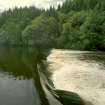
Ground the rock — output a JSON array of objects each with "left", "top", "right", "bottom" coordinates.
[{"left": 54, "top": 89, "right": 85, "bottom": 105}]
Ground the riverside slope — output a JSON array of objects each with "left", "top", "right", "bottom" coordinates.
[{"left": 47, "top": 49, "right": 105, "bottom": 105}]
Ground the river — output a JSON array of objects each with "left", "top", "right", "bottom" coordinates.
[
  {"left": 47, "top": 49, "right": 105, "bottom": 105},
  {"left": 0, "top": 48, "right": 105, "bottom": 105},
  {"left": 0, "top": 47, "right": 63, "bottom": 105}
]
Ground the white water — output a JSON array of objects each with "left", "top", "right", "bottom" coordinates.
[{"left": 47, "top": 49, "right": 105, "bottom": 105}]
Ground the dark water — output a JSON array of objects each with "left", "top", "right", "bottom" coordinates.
[
  {"left": 0, "top": 47, "right": 85, "bottom": 105},
  {"left": 0, "top": 47, "right": 48, "bottom": 105}
]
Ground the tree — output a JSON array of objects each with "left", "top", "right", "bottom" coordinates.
[{"left": 22, "top": 15, "right": 60, "bottom": 48}]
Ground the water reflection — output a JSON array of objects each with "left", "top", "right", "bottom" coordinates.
[
  {"left": 0, "top": 47, "right": 31, "bottom": 79},
  {"left": 0, "top": 47, "right": 49, "bottom": 105}
]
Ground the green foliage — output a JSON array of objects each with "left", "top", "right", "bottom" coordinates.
[
  {"left": 57, "top": 11, "right": 89, "bottom": 49},
  {"left": 56, "top": 0, "right": 105, "bottom": 51},
  {"left": 0, "top": 0, "right": 105, "bottom": 50},
  {"left": 0, "top": 6, "right": 42, "bottom": 45},
  {"left": 58, "top": 0, "right": 98, "bottom": 12},
  {"left": 22, "top": 15, "right": 60, "bottom": 48}
]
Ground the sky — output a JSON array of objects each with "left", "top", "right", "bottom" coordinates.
[{"left": 0, "top": 0, "right": 65, "bottom": 11}]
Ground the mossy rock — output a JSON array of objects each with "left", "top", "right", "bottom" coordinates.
[{"left": 54, "top": 90, "right": 85, "bottom": 105}]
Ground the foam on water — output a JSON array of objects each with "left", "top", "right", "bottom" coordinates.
[{"left": 47, "top": 49, "right": 105, "bottom": 105}]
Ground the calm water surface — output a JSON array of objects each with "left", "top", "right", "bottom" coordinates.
[{"left": 0, "top": 47, "right": 47, "bottom": 105}]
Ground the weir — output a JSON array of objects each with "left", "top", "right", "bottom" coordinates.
[{"left": 47, "top": 49, "right": 105, "bottom": 105}]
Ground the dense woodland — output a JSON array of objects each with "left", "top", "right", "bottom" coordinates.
[{"left": 0, "top": 0, "right": 105, "bottom": 50}]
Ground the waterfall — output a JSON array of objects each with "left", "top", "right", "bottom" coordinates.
[{"left": 47, "top": 49, "right": 105, "bottom": 105}]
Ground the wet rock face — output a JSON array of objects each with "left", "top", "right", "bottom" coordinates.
[
  {"left": 45, "top": 82, "right": 85, "bottom": 105},
  {"left": 54, "top": 90, "right": 85, "bottom": 105}
]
